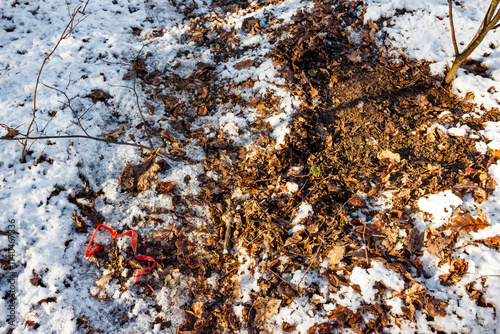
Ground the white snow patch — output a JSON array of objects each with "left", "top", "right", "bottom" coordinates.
[{"left": 417, "top": 190, "right": 463, "bottom": 228}]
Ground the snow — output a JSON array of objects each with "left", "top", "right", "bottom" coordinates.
[
  {"left": 417, "top": 190, "right": 463, "bottom": 228},
  {"left": 350, "top": 262, "right": 404, "bottom": 303},
  {"left": 288, "top": 202, "right": 313, "bottom": 234},
  {"left": 1, "top": 0, "right": 500, "bottom": 333}
]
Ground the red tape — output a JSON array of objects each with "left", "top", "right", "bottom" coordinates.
[{"left": 84, "top": 224, "right": 156, "bottom": 283}]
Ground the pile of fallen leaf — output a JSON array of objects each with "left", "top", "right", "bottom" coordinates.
[{"left": 67, "top": 0, "right": 500, "bottom": 333}]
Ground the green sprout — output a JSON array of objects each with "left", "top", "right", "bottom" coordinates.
[
  {"left": 53, "top": 184, "right": 61, "bottom": 193},
  {"left": 309, "top": 70, "right": 318, "bottom": 77},
  {"left": 311, "top": 166, "right": 320, "bottom": 177}
]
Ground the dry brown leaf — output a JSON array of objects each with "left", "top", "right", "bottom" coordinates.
[
  {"left": 328, "top": 75, "right": 338, "bottom": 88},
  {"left": 191, "top": 301, "right": 204, "bottom": 318},
  {"left": 119, "top": 156, "right": 160, "bottom": 192},
  {"left": 425, "top": 295, "right": 447, "bottom": 317},
  {"left": 156, "top": 181, "right": 177, "bottom": 194},
  {"left": 377, "top": 150, "right": 400, "bottom": 163},
  {"left": 37, "top": 297, "right": 57, "bottom": 305},
  {"left": 234, "top": 59, "right": 255, "bottom": 70},
  {"left": 347, "top": 49, "right": 362, "bottom": 63},
  {"left": 405, "top": 228, "right": 424, "bottom": 254},
  {"left": 145, "top": 100, "right": 155, "bottom": 115},
  {"left": 243, "top": 18, "right": 260, "bottom": 35},
  {"left": 98, "top": 126, "right": 125, "bottom": 140},
  {"left": 327, "top": 245, "right": 345, "bottom": 268},
  {"left": 447, "top": 215, "right": 489, "bottom": 234},
  {"left": 347, "top": 196, "right": 366, "bottom": 208},
  {"left": 414, "top": 94, "right": 430, "bottom": 107},
  {"left": 87, "top": 254, "right": 100, "bottom": 267},
  {"left": 72, "top": 211, "right": 88, "bottom": 233},
  {"left": 86, "top": 89, "right": 113, "bottom": 105},
  {"left": 476, "top": 234, "right": 500, "bottom": 248},
  {"left": 247, "top": 97, "right": 261, "bottom": 106},
  {"left": 231, "top": 275, "right": 243, "bottom": 299},
  {"left": 465, "top": 91, "right": 475, "bottom": 100},
  {"left": 122, "top": 70, "right": 137, "bottom": 80},
  {"left": 95, "top": 272, "right": 114, "bottom": 289},
  {"left": 425, "top": 228, "right": 455, "bottom": 256},
  {"left": 493, "top": 149, "right": 500, "bottom": 160},
  {"left": 30, "top": 269, "right": 42, "bottom": 286},
  {"left": 309, "top": 87, "right": 318, "bottom": 97},
  {"left": 2, "top": 127, "right": 19, "bottom": 139},
  {"left": 253, "top": 297, "right": 281, "bottom": 324},
  {"left": 439, "top": 258, "right": 468, "bottom": 286},
  {"left": 197, "top": 105, "right": 208, "bottom": 116}
]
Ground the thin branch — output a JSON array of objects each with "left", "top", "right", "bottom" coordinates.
[
  {"left": 448, "top": 0, "right": 459, "bottom": 57},
  {"left": 444, "top": 3, "right": 500, "bottom": 85},
  {"left": 82, "top": 0, "right": 91, "bottom": 14},
  {"left": 482, "top": 0, "right": 499, "bottom": 31},
  {"left": 108, "top": 83, "right": 155, "bottom": 148},
  {"left": 21, "top": 1, "right": 87, "bottom": 162},
  {"left": 78, "top": 102, "right": 96, "bottom": 121},
  {"left": 42, "top": 83, "right": 90, "bottom": 136},
  {"left": 3, "top": 135, "right": 155, "bottom": 151}
]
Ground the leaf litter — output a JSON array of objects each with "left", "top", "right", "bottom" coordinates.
[
  {"left": 74, "top": 2, "right": 500, "bottom": 333},
  {"left": 71, "top": 1, "right": 500, "bottom": 332}
]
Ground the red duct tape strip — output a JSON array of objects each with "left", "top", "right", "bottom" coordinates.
[{"left": 84, "top": 224, "right": 156, "bottom": 282}]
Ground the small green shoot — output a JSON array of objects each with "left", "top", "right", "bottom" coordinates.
[
  {"left": 309, "top": 70, "right": 318, "bottom": 77},
  {"left": 311, "top": 166, "right": 320, "bottom": 177}
]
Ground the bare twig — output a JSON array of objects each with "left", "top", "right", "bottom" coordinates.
[
  {"left": 42, "top": 83, "right": 90, "bottom": 136},
  {"left": 2, "top": 134, "right": 155, "bottom": 151},
  {"left": 448, "top": 0, "right": 459, "bottom": 57},
  {"left": 362, "top": 221, "right": 370, "bottom": 265},
  {"left": 82, "top": 0, "right": 91, "bottom": 14},
  {"left": 444, "top": 0, "right": 500, "bottom": 85},
  {"left": 21, "top": 1, "right": 88, "bottom": 162},
  {"left": 108, "top": 83, "right": 155, "bottom": 148},
  {"left": 223, "top": 219, "right": 232, "bottom": 255}
]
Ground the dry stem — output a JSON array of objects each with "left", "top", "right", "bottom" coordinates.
[
  {"left": 3, "top": 134, "right": 154, "bottom": 151},
  {"left": 448, "top": 0, "right": 459, "bottom": 57},
  {"left": 444, "top": 0, "right": 500, "bottom": 85},
  {"left": 21, "top": 1, "right": 87, "bottom": 162}
]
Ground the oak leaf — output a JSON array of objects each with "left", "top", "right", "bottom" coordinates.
[
  {"left": 476, "top": 234, "right": 500, "bottom": 248},
  {"left": 156, "top": 181, "right": 177, "bottom": 194},
  {"left": 446, "top": 215, "right": 489, "bottom": 234},
  {"left": 347, "top": 196, "right": 366, "bottom": 208},
  {"left": 253, "top": 297, "right": 281, "bottom": 324}
]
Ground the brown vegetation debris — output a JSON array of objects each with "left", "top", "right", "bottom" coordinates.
[{"left": 118, "top": 156, "right": 160, "bottom": 192}]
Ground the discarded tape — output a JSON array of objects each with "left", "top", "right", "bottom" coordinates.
[{"left": 84, "top": 224, "right": 156, "bottom": 283}]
